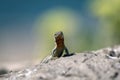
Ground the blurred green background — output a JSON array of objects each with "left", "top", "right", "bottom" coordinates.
[{"left": 0, "top": 0, "right": 120, "bottom": 70}]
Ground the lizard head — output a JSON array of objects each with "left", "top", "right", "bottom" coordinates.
[{"left": 54, "top": 31, "right": 64, "bottom": 42}]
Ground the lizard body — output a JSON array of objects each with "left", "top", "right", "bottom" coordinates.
[{"left": 41, "top": 31, "right": 70, "bottom": 63}]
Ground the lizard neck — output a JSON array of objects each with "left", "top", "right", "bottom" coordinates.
[{"left": 56, "top": 41, "right": 65, "bottom": 48}]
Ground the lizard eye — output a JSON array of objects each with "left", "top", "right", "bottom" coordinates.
[{"left": 54, "top": 33, "right": 57, "bottom": 37}]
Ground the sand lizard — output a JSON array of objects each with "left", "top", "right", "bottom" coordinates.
[{"left": 41, "top": 31, "right": 70, "bottom": 63}]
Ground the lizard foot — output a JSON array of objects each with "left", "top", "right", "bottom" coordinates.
[{"left": 63, "top": 53, "right": 75, "bottom": 57}]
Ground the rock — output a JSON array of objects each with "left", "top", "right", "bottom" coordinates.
[
  {"left": 1, "top": 45, "right": 120, "bottom": 80},
  {"left": 0, "top": 68, "right": 8, "bottom": 75}
]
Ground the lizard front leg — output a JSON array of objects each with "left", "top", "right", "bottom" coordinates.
[{"left": 64, "top": 46, "right": 69, "bottom": 55}]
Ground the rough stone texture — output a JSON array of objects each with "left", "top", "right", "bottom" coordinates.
[{"left": 1, "top": 45, "right": 120, "bottom": 80}]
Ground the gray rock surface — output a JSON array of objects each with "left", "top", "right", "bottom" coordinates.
[{"left": 1, "top": 45, "right": 120, "bottom": 80}]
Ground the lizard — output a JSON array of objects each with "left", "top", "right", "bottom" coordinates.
[{"left": 41, "top": 31, "right": 70, "bottom": 63}]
